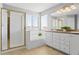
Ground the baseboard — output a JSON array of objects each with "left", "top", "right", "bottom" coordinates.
[{"left": 46, "top": 45, "right": 69, "bottom": 55}]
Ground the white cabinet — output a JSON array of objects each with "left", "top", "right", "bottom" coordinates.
[
  {"left": 52, "top": 32, "right": 70, "bottom": 54},
  {"left": 70, "top": 34, "right": 79, "bottom": 55},
  {"left": 46, "top": 32, "right": 79, "bottom": 55},
  {"left": 45, "top": 32, "right": 53, "bottom": 46},
  {"left": 59, "top": 33, "right": 70, "bottom": 54},
  {"left": 26, "top": 31, "right": 45, "bottom": 49},
  {"left": 30, "top": 31, "right": 45, "bottom": 41},
  {"left": 52, "top": 33, "right": 60, "bottom": 50}
]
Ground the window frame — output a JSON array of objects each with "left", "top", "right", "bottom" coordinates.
[{"left": 41, "top": 15, "right": 48, "bottom": 30}]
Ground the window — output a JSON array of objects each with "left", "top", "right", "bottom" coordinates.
[
  {"left": 32, "top": 15, "right": 38, "bottom": 27},
  {"left": 52, "top": 18, "right": 63, "bottom": 29},
  {"left": 41, "top": 15, "right": 48, "bottom": 30},
  {"left": 52, "top": 19, "right": 56, "bottom": 29},
  {"left": 26, "top": 14, "right": 32, "bottom": 27},
  {"left": 58, "top": 20, "right": 63, "bottom": 29},
  {"left": 26, "top": 14, "right": 38, "bottom": 30}
]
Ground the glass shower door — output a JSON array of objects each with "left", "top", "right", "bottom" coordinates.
[{"left": 10, "top": 11, "right": 24, "bottom": 48}]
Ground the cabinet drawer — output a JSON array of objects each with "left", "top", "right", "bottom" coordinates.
[
  {"left": 53, "top": 36, "right": 58, "bottom": 40},
  {"left": 70, "top": 49, "right": 79, "bottom": 55},
  {"left": 53, "top": 40, "right": 59, "bottom": 44},
  {"left": 60, "top": 44, "right": 69, "bottom": 48},
  {"left": 53, "top": 44, "right": 60, "bottom": 49},
  {"left": 60, "top": 41, "right": 69, "bottom": 46},
  {"left": 60, "top": 39, "right": 69, "bottom": 45},
  {"left": 60, "top": 45, "right": 69, "bottom": 54},
  {"left": 60, "top": 48, "right": 69, "bottom": 54},
  {"left": 61, "top": 38, "right": 69, "bottom": 42},
  {"left": 63, "top": 48, "right": 69, "bottom": 54}
]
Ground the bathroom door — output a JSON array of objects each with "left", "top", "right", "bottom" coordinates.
[
  {"left": 10, "top": 11, "right": 24, "bottom": 48},
  {"left": 2, "top": 9, "right": 8, "bottom": 50}
]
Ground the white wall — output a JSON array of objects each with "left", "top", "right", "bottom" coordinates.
[
  {"left": 77, "top": 15, "right": 79, "bottom": 29},
  {"left": 3, "top": 4, "right": 26, "bottom": 13},
  {"left": 0, "top": 3, "right": 2, "bottom": 7}
]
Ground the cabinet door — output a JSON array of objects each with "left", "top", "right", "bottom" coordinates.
[
  {"left": 30, "top": 31, "right": 46, "bottom": 41},
  {"left": 70, "top": 35, "right": 79, "bottom": 55},
  {"left": 60, "top": 34, "right": 70, "bottom": 54},
  {"left": 53, "top": 33, "right": 60, "bottom": 49},
  {"left": 45, "top": 32, "right": 53, "bottom": 46}
]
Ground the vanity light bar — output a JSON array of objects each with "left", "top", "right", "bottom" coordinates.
[{"left": 56, "top": 4, "right": 77, "bottom": 14}]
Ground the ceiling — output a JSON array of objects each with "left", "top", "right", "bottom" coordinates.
[
  {"left": 5, "top": 3, "right": 79, "bottom": 16},
  {"left": 6, "top": 3, "right": 58, "bottom": 12}
]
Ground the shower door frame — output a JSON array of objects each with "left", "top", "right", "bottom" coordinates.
[{"left": 1, "top": 8, "right": 26, "bottom": 51}]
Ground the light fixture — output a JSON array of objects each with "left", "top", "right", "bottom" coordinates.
[
  {"left": 70, "top": 5, "right": 76, "bottom": 9},
  {"left": 60, "top": 9, "right": 66, "bottom": 12},
  {"left": 56, "top": 10, "right": 62, "bottom": 14},
  {"left": 65, "top": 7, "right": 71, "bottom": 12},
  {"left": 55, "top": 4, "right": 77, "bottom": 14}
]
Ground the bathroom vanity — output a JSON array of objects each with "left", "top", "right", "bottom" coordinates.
[
  {"left": 45, "top": 31, "right": 79, "bottom": 55},
  {"left": 26, "top": 29, "right": 79, "bottom": 55}
]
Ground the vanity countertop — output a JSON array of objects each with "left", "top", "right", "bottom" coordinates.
[{"left": 45, "top": 30, "right": 79, "bottom": 35}]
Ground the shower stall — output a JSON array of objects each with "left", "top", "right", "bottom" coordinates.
[{"left": 1, "top": 8, "right": 25, "bottom": 51}]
